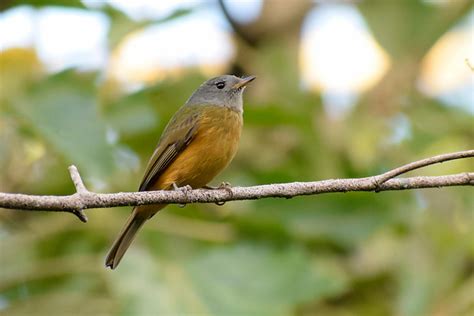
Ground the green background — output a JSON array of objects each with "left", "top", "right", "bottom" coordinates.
[{"left": 1, "top": 1, "right": 473, "bottom": 315}]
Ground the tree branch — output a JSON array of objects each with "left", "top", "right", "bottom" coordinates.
[
  {"left": 68, "top": 165, "right": 89, "bottom": 194},
  {"left": 67, "top": 165, "right": 89, "bottom": 222},
  {"left": 373, "top": 150, "right": 474, "bottom": 189},
  {"left": 0, "top": 150, "right": 473, "bottom": 222}
]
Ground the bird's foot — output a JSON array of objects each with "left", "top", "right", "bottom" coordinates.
[
  {"left": 204, "top": 182, "right": 233, "bottom": 206},
  {"left": 172, "top": 183, "right": 193, "bottom": 208},
  {"left": 172, "top": 182, "right": 192, "bottom": 192},
  {"left": 204, "top": 182, "right": 231, "bottom": 190}
]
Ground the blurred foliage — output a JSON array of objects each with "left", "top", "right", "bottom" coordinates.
[{"left": 0, "top": 1, "right": 473, "bottom": 316}]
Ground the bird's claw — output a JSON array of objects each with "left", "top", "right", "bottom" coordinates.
[
  {"left": 204, "top": 182, "right": 233, "bottom": 206},
  {"left": 172, "top": 183, "right": 192, "bottom": 208},
  {"left": 219, "top": 182, "right": 232, "bottom": 189},
  {"left": 181, "top": 185, "right": 193, "bottom": 193},
  {"left": 172, "top": 183, "right": 192, "bottom": 193},
  {"left": 204, "top": 182, "right": 232, "bottom": 191},
  {"left": 219, "top": 182, "right": 233, "bottom": 197}
]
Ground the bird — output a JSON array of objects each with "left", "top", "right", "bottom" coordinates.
[{"left": 105, "top": 75, "right": 255, "bottom": 269}]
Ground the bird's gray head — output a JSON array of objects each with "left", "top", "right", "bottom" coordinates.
[{"left": 185, "top": 75, "right": 255, "bottom": 113}]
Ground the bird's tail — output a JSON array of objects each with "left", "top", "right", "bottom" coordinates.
[{"left": 105, "top": 205, "right": 164, "bottom": 269}]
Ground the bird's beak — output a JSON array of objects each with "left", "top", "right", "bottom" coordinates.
[{"left": 233, "top": 75, "right": 256, "bottom": 89}]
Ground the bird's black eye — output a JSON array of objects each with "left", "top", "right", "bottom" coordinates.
[{"left": 216, "top": 81, "right": 226, "bottom": 89}]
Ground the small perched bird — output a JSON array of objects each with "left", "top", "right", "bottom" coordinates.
[{"left": 105, "top": 75, "right": 255, "bottom": 269}]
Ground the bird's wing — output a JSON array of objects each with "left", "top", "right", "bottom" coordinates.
[{"left": 138, "top": 105, "right": 201, "bottom": 191}]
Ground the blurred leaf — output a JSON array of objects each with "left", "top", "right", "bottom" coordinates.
[
  {"left": 104, "top": 90, "right": 158, "bottom": 137},
  {"left": 396, "top": 215, "right": 473, "bottom": 316},
  {"left": 359, "top": 0, "right": 434, "bottom": 58},
  {"left": 5, "top": 292, "right": 113, "bottom": 316},
  {"left": 12, "top": 70, "right": 116, "bottom": 179},
  {"left": 186, "top": 244, "right": 347, "bottom": 315},
  {"left": 234, "top": 194, "right": 401, "bottom": 248},
  {"left": 102, "top": 5, "right": 150, "bottom": 49},
  {"left": 0, "top": 48, "right": 43, "bottom": 106},
  {"left": 0, "top": 0, "right": 84, "bottom": 11},
  {"left": 110, "top": 243, "right": 347, "bottom": 316},
  {"left": 359, "top": 0, "right": 472, "bottom": 58},
  {"left": 104, "top": 5, "right": 197, "bottom": 49}
]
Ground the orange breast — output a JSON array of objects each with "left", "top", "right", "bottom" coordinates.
[{"left": 151, "top": 106, "right": 243, "bottom": 190}]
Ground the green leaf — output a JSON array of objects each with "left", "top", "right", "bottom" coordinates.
[
  {"left": 104, "top": 5, "right": 196, "bottom": 49},
  {"left": 0, "top": 0, "right": 85, "bottom": 11},
  {"left": 234, "top": 195, "right": 401, "bottom": 248},
  {"left": 110, "top": 243, "right": 347, "bottom": 316},
  {"left": 104, "top": 88, "right": 158, "bottom": 137},
  {"left": 13, "top": 70, "right": 116, "bottom": 179},
  {"left": 186, "top": 244, "right": 347, "bottom": 316}
]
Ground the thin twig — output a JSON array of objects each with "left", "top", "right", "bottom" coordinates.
[
  {"left": 67, "top": 165, "right": 89, "bottom": 223},
  {"left": 0, "top": 151, "right": 472, "bottom": 221},
  {"left": 374, "top": 150, "right": 474, "bottom": 190},
  {"left": 68, "top": 165, "right": 89, "bottom": 194}
]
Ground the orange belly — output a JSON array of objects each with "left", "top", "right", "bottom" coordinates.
[{"left": 150, "top": 106, "right": 242, "bottom": 190}]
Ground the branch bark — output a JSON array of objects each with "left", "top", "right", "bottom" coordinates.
[{"left": 0, "top": 150, "right": 473, "bottom": 222}]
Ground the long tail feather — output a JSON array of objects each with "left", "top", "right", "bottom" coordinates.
[{"left": 105, "top": 205, "right": 162, "bottom": 269}]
